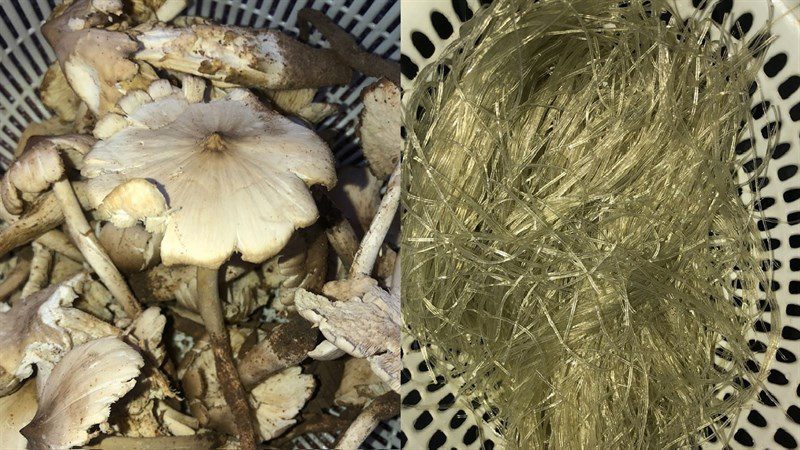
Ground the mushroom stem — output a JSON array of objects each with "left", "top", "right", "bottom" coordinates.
[
  {"left": 237, "top": 315, "right": 317, "bottom": 389},
  {"left": 298, "top": 8, "right": 401, "bottom": 85},
  {"left": 51, "top": 179, "right": 143, "bottom": 318},
  {"left": 0, "top": 193, "right": 64, "bottom": 260},
  {"left": 89, "top": 434, "right": 224, "bottom": 450},
  {"left": 0, "top": 247, "right": 32, "bottom": 301},
  {"left": 350, "top": 163, "right": 401, "bottom": 278},
  {"left": 21, "top": 242, "right": 52, "bottom": 298},
  {"left": 316, "top": 192, "right": 359, "bottom": 269},
  {"left": 195, "top": 266, "right": 259, "bottom": 450},
  {"left": 37, "top": 229, "right": 84, "bottom": 262},
  {"left": 334, "top": 391, "right": 400, "bottom": 450}
]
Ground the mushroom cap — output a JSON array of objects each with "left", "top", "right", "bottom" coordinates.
[
  {"left": 20, "top": 337, "right": 144, "bottom": 450},
  {"left": 2, "top": 134, "right": 97, "bottom": 215},
  {"left": 83, "top": 88, "right": 337, "bottom": 268},
  {"left": 42, "top": 0, "right": 139, "bottom": 115},
  {"left": 250, "top": 366, "right": 315, "bottom": 440},
  {"left": 0, "top": 380, "right": 37, "bottom": 450},
  {"left": 40, "top": 63, "right": 81, "bottom": 123},
  {"left": 96, "top": 178, "right": 168, "bottom": 231},
  {"left": 0, "top": 274, "right": 119, "bottom": 396},
  {"left": 97, "top": 222, "right": 162, "bottom": 274},
  {"left": 358, "top": 79, "right": 401, "bottom": 179},
  {"left": 295, "top": 285, "right": 400, "bottom": 391}
]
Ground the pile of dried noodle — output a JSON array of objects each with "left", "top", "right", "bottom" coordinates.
[{"left": 401, "top": 0, "right": 779, "bottom": 447}]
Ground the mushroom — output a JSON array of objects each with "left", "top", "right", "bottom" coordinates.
[
  {"left": 0, "top": 193, "right": 64, "bottom": 261},
  {"left": 0, "top": 274, "right": 119, "bottom": 396},
  {"left": 297, "top": 8, "right": 400, "bottom": 85},
  {"left": 0, "top": 380, "right": 37, "bottom": 449},
  {"left": 358, "top": 79, "right": 402, "bottom": 180},
  {"left": 249, "top": 367, "right": 315, "bottom": 441},
  {"left": 263, "top": 88, "right": 339, "bottom": 124},
  {"left": 20, "top": 336, "right": 145, "bottom": 450},
  {"left": 98, "top": 223, "right": 162, "bottom": 274},
  {"left": 82, "top": 84, "right": 336, "bottom": 449},
  {"left": 335, "top": 357, "right": 391, "bottom": 408},
  {"left": 237, "top": 315, "right": 317, "bottom": 389},
  {"left": 42, "top": 0, "right": 140, "bottom": 115},
  {"left": 20, "top": 242, "right": 53, "bottom": 298},
  {"left": 328, "top": 165, "right": 383, "bottom": 236},
  {"left": 296, "top": 161, "right": 400, "bottom": 391},
  {"left": 294, "top": 285, "right": 401, "bottom": 392},
  {"left": 39, "top": 63, "right": 81, "bottom": 123},
  {"left": 179, "top": 327, "right": 315, "bottom": 441},
  {"left": 95, "top": 178, "right": 168, "bottom": 232},
  {"left": 127, "top": 0, "right": 187, "bottom": 23},
  {"left": 0, "top": 248, "right": 32, "bottom": 303},
  {"left": 132, "top": 23, "right": 352, "bottom": 89},
  {"left": 1, "top": 134, "right": 143, "bottom": 318}
]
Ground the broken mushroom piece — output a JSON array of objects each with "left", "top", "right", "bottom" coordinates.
[
  {"left": 351, "top": 163, "right": 401, "bottom": 278},
  {"left": 0, "top": 275, "right": 119, "bottom": 396},
  {"left": 264, "top": 88, "right": 339, "bottom": 124},
  {"left": 2, "top": 135, "right": 143, "bottom": 318},
  {"left": 42, "top": 0, "right": 139, "bottom": 115},
  {"left": 358, "top": 79, "right": 402, "bottom": 180},
  {"left": 132, "top": 22, "right": 352, "bottom": 89},
  {"left": 95, "top": 178, "right": 168, "bottom": 232},
  {"left": 335, "top": 357, "right": 391, "bottom": 408},
  {"left": 82, "top": 85, "right": 337, "bottom": 450},
  {"left": 237, "top": 316, "right": 317, "bottom": 389},
  {"left": 180, "top": 328, "right": 315, "bottom": 441},
  {"left": 40, "top": 63, "right": 82, "bottom": 123},
  {"left": 295, "top": 285, "right": 401, "bottom": 392},
  {"left": 0, "top": 380, "right": 37, "bottom": 449},
  {"left": 21, "top": 337, "right": 145, "bottom": 450},
  {"left": 98, "top": 223, "right": 162, "bottom": 274}
]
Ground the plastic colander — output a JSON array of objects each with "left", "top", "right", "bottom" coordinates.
[
  {"left": 0, "top": 0, "right": 400, "bottom": 449},
  {"left": 400, "top": 1, "right": 800, "bottom": 449}
]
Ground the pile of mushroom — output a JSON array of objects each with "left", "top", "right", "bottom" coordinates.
[{"left": 0, "top": 0, "right": 401, "bottom": 448}]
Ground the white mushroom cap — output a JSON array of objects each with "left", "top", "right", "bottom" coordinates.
[
  {"left": 0, "top": 274, "right": 119, "bottom": 396},
  {"left": 358, "top": 79, "right": 401, "bottom": 179},
  {"left": 95, "top": 178, "right": 168, "bottom": 232},
  {"left": 82, "top": 88, "right": 336, "bottom": 268},
  {"left": 20, "top": 337, "right": 144, "bottom": 450},
  {"left": 1, "top": 134, "right": 96, "bottom": 215},
  {"left": 0, "top": 380, "right": 37, "bottom": 450}
]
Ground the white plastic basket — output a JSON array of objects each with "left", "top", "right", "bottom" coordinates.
[
  {"left": 400, "top": 1, "right": 800, "bottom": 449},
  {"left": 0, "top": 1, "right": 400, "bottom": 449}
]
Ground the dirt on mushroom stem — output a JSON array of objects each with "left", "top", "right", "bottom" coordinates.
[{"left": 195, "top": 266, "right": 259, "bottom": 450}]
